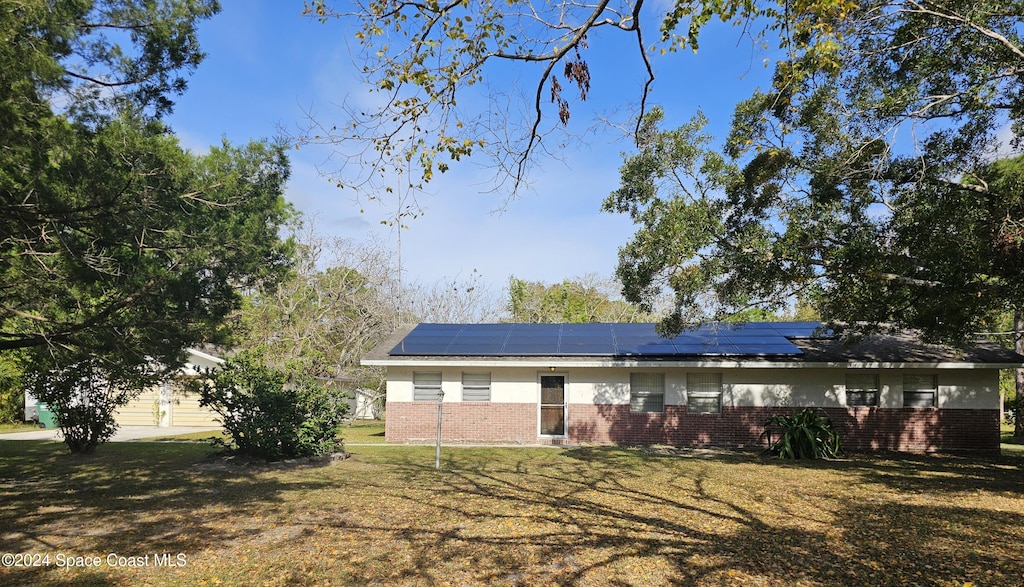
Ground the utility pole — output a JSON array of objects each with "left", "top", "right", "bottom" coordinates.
[{"left": 435, "top": 388, "right": 445, "bottom": 470}]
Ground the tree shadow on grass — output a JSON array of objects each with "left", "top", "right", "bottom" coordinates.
[
  {"left": 0, "top": 440, "right": 342, "bottom": 586},
  {"left": 825, "top": 450, "right": 1024, "bottom": 495},
  {"left": 327, "top": 446, "right": 1024, "bottom": 586},
  {"left": 3, "top": 442, "right": 1022, "bottom": 585}
]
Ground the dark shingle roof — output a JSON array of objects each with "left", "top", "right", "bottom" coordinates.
[{"left": 791, "top": 334, "right": 1023, "bottom": 364}]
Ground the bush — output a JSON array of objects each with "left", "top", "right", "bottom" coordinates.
[
  {"left": 26, "top": 359, "right": 145, "bottom": 453},
  {"left": 0, "top": 380, "right": 23, "bottom": 425},
  {"left": 763, "top": 408, "right": 841, "bottom": 460},
  {"left": 0, "top": 354, "right": 25, "bottom": 424},
  {"left": 192, "top": 352, "right": 349, "bottom": 461}
]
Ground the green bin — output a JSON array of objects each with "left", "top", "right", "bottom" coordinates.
[{"left": 37, "top": 403, "right": 58, "bottom": 429}]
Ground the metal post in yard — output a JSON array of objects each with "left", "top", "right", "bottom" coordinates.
[{"left": 435, "top": 389, "right": 445, "bottom": 470}]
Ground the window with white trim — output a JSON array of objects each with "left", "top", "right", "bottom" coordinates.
[
  {"left": 846, "top": 374, "right": 879, "bottom": 407},
  {"left": 412, "top": 371, "right": 443, "bottom": 402},
  {"left": 462, "top": 372, "right": 491, "bottom": 402},
  {"left": 903, "top": 374, "right": 937, "bottom": 408},
  {"left": 687, "top": 373, "right": 723, "bottom": 414},
  {"left": 630, "top": 373, "right": 664, "bottom": 413}
]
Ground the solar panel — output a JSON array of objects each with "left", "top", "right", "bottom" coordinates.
[
  {"left": 616, "top": 344, "right": 678, "bottom": 356},
  {"left": 501, "top": 343, "right": 560, "bottom": 355},
  {"left": 504, "top": 335, "right": 555, "bottom": 344},
  {"left": 563, "top": 323, "right": 613, "bottom": 335},
  {"left": 511, "top": 323, "right": 561, "bottom": 335},
  {"left": 668, "top": 335, "right": 712, "bottom": 345},
  {"left": 673, "top": 342, "right": 741, "bottom": 355},
  {"left": 391, "top": 340, "right": 452, "bottom": 355},
  {"left": 724, "top": 322, "right": 776, "bottom": 330},
  {"left": 389, "top": 322, "right": 821, "bottom": 357},
  {"left": 510, "top": 330, "right": 562, "bottom": 353},
  {"left": 444, "top": 342, "right": 506, "bottom": 354},
  {"left": 559, "top": 341, "right": 617, "bottom": 354}
]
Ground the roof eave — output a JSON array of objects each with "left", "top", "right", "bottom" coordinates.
[
  {"left": 361, "top": 357, "right": 1023, "bottom": 369},
  {"left": 186, "top": 347, "right": 225, "bottom": 364}
]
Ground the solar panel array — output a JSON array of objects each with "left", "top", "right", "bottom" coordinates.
[{"left": 389, "top": 322, "right": 825, "bottom": 357}]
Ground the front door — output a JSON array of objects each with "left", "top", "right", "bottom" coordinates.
[{"left": 539, "top": 375, "right": 567, "bottom": 437}]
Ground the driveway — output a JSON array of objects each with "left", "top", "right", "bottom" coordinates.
[{"left": 0, "top": 425, "right": 221, "bottom": 441}]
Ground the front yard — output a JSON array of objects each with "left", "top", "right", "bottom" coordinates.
[{"left": 0, "top": 435, "right": 1022, "bottom": 586}]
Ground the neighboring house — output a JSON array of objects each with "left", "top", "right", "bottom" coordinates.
[
  {"left": 115, "top": 348, "right": 224, "bottom": 427},
  {"left": 362, "top": 322, "right": 1024, "bottom": 452},
  {"left": 348, "top": 387, "right": 384, "bottom": 420},
  {"left": 315, "top": 375, "right": 383, "bottom": 420},
  {"left": 25, "top": 348, "right": 224, "bottom": 428}
]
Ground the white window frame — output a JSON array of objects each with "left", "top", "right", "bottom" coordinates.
[
  {"left": 461, "top": 372, "right": 491, "bottom": 402},
  {"left": 687, "top": 373, "right": 723, "bottom": 414},
  {"left": 903, "top": 374, "right": 938, "bottom": 408},
  {"left": 845, "top": 373, "right": 879, "bottom": 407},
  {"left": 630, "top": 373, "right": 665, "bottom": 413},
  {"left": 412, "top": 371, "right": 443, "bottom": 402}
]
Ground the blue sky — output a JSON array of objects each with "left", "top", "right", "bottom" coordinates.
[{"left": 165, "top": 2, "right": 775, "bottom": 295}]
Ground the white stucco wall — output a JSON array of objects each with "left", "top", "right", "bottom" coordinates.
[{"left": 386, "top": 365, "right": 1001, "bottom": 410}]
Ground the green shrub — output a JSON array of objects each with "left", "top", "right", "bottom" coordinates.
[
  {"left": 192, "top": 351, "right": 349, "bottom": 461},
  {"left": 763, "top": 408, "right": 841, "bottom": 460},
  {"left": 0, "top": 354, "right": 25, "bottom": 424},
  {"left": 26, "top": 358, "right": 148, "bottom": 453},
  {"left": 0, "top": 382, "right": 23, "bottom": 425}
]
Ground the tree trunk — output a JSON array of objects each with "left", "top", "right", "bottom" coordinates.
[{"left": 1015, "top": 309, "right": 1024, "bottom": 442}]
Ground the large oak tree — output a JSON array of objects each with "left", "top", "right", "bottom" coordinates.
[
  {"left": 310, "top": 0, "right": 1024, "bottom": 342},
  {"left": 313, "top": 1, "right": 1024, "bottom": 438}
]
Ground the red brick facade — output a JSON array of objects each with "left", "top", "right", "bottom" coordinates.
[
  {"left": 386, "top": 402, "right": 537, "bottom": 444},
  {"left": 386, "top": 402, "right": 1000, "bottom": 452}
]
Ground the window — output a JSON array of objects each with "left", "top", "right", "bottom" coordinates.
[
  {"left": 462, "top": 372, "right": 491, "bottom": 402},
  {"left": 687, "top": 373, "right": 722, "bottom": 414},
  {"left": 903, "top": 374, "right": 937, "bottom": 408},
  {"left": 846, "top": 374, "right": 879, "bottom": 407},
  {"left": 412, "top": 371, "right": 442, "bottom": 401},
  {"left": 630, "top": 373, "right": 665, "bottom": 413}
]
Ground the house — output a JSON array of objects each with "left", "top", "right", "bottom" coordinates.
[
  {"left": 315, "top": 375, "right": 383, "bottom": 420},
  {"left": 114, "top": 347, "right": 225, "bottom": 427},
  {"left": 114, "top": 352, "right": 380, "bottom": 426},
  {"left": 25, "top": 348, "right": 225, "bottom": 428},
  {"left": 362, "top": 322, "right": 1024, "bottom": 452}
]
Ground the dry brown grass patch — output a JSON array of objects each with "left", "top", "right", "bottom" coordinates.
[{"left": 0, "top": 441, "right": 1021, "bottom": 586}]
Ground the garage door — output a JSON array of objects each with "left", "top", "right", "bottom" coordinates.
[
  {"left": 116, "top": 388, "right": 163, "bottom": 426},
  {"left": 170, "top": 391, "right": 221, "bottom": 427}
]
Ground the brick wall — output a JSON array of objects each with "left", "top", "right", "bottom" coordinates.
[
  {"left": 824, "top": 406, "right": 1000, "bottom": 452},
  {"left": 385, "top": 402, "right": 1000, "bottom": 452},
  {"left": 386, "top": 402, "right": 536, "bottom": 443}
]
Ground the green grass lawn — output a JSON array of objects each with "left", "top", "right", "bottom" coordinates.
[
  {"left": 1000, "top": 422, "right": 1024, "bottom": 457},
  {"left": 134, "top": 430, "right": 229, "bottom": 442},
  {"left": 0, "top": 439, "right": 1021, "bottom": 586},
  {"left": 134, "top": 420, "right": 386, "bottom": 444},
  {"left": 0, "top": 422, "right": 41, "bottom": 434},
  {"left": 338, "top": 419, "right": 387, "bottom": 444}
]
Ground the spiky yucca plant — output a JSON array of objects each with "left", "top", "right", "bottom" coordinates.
[{"left": 763, "top": 408, "right": 841, "bottom": 459}]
